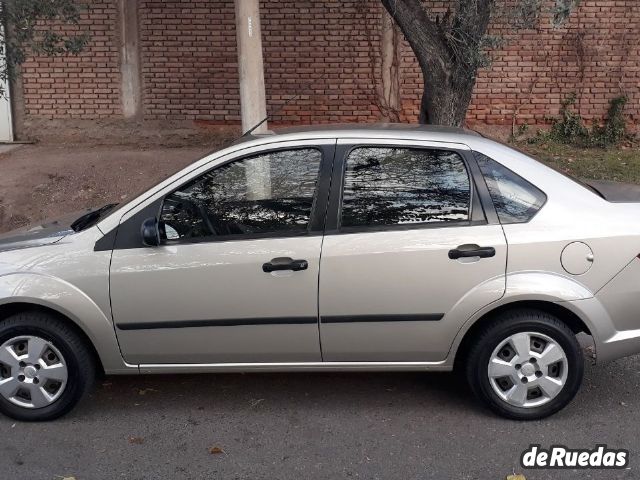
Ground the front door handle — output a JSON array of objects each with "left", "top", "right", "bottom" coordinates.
[
  {"left": 448, "top": 244, "right": 496, "bottom": 260},
  {"left": 262, "top": 257, "right": 309, "bottom": 273}
]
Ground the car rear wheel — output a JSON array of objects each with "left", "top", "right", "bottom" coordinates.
[
  {"left": 0, "top": 311, "right": 96, "bottom": 421},
  {"left": 466, "top": 309, "right": 584, "bottom": 420}
]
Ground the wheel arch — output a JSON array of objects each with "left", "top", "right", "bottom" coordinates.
[
  {"left": 453, "top": 300, "right": 592, "bottom": 370},
  {"left": 0, "top": 272, "right": 134, "bottom": 374},
  {"left": 0, "top": 302, "right": 105, "bottom": 375}
]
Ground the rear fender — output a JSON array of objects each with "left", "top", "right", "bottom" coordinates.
[{"left": 447, "top": 271, "right": 599, "bottom": 365}]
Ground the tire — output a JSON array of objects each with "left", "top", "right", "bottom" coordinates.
[
  {"left": 466, "top": 309, "right": 584, "bottom": 420},
  {"left": 0, "top": 310, "right": 96, "bottom": 421}
]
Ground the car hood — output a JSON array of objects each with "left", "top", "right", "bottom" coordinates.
[
  {"left": 585, "top": 180, "right": 640, "bottom": 203},
  {"left": 0, "top": 212, "right": 81, "bottom": 252}
]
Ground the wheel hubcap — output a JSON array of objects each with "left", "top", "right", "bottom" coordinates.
[
  {"left": 488, "top": 331, "right": 568, "bottom": 408},
  {"left": 0, "top": 336, "right": 68, "bottom": 409}
]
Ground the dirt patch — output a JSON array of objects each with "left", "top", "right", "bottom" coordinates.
[
  {"left": 18, "top": 118, "right": 239, "bottom": 148},
  {"left": 0, "top": 143, "right": 218, "bottom": 233}
]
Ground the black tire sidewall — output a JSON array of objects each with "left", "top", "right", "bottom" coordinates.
[
  {"left": 0, "top": 317, "right": 91, "bottom": 421},
  {"left": 470, "top": 315, "right": 584, "bottom": 420}
]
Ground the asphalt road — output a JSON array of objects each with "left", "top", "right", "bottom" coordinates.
[{"left": 0, "top": 353, "right": 638, "bottom": 480}]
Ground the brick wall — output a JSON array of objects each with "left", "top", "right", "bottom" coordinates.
[
  {"left": 137, "top": 0, "right": 383, "bottom": 125},
  {"left": 139, "top": 0, "right": 239, "bottom": 121},
  {"left": 262, "top": 1, "right": 382, "bottom": 125},
  {"left": 16, "top": 0, "right": 640, "bottom": 130},
  {"left": 468, "top": 0, "right": 640, "bottom": 127},
  {"left": 19, "top": 0, "right": 121, "bottom": 119}
]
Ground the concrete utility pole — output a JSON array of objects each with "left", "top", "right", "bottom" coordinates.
[
  {"left": 235, "top": 0, "right": 270, "bottom": 199},
  {"left": 0, "top": 13, "right": 14, "bottom": 141},
  {"left": 235, "top": 0, "right": 268, "bottom": 135},
  {"left": 119, "top": 0, "right": 142, "bottom": 118}
]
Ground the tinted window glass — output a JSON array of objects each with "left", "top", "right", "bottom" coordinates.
[
  {"left": 160, "top": 149, "right": 321, "bottom": 240},
  {"left": 341, "top": 147, "right": 471, "bottom": 228},
  {"left": 474, "top": 151, "right": 546, "bottom": 224}
]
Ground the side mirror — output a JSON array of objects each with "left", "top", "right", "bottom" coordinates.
[{"left": 141, "top": 217, "right": 161, "bottom": 247}]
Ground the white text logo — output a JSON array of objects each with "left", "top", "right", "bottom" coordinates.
[{"left": 521, "top": 445, "right": 629, "bottom": 469}]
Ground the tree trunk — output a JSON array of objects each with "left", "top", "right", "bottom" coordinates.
[
  {"left": 419, "top": 71, "right": 476, "bottom": 126},
  {"left": 380, "top": 0, "right": 492, "bottom": 127}
]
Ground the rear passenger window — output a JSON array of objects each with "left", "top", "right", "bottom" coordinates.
[
  {"left": 474, "top": 152, "right": 546, "bottom": 224},
  {"left": 340, "top": 147, "right": 471, "bottom": 228}
]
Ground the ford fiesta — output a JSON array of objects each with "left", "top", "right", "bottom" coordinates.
[{"left": 1, "top": 124, "right": 640, "bottom": 421}]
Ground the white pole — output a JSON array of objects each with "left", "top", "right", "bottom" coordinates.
[
  {"left": 235, "top": 0, "right": 270, "bottom": 199},
  {"left": 235, "top": 0, "right": 268, "bottom": 135},
  {"left": 0, "top": 19, "right": 14, "bottom": 142}
]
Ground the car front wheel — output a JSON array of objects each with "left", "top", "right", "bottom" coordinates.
[
  {"left": 466, "top": 309, "right": 584, "bottom": 420},
  {"left": 0, "top": 311, "right": 96, "bottom": 421}
]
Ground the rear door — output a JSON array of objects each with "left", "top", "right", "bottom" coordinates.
[{"left": 318, "top": 139, "right": 507, "bottom": 362}]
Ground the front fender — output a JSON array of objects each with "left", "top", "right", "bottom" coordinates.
[{"left": 0, "top": 272, "right": 134, "bottom": 374}]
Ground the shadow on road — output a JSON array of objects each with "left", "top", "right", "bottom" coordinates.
[
  {"left": 81, "top": 371, "right": 480, "bottom": 417},
  {"left": 69, "top": 357, "right": 616, "bottom": 422}
]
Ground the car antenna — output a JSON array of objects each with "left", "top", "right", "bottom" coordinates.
[
  {"left": 202, "top": 81, "right": 315, "bottom": 156},
  {"left": 241, "top": 80, "right": 316, "bottom": 137}
]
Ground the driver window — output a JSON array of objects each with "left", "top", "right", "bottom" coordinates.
[{"left": 159, "top": 148, "right": 322, "bottom": 241}]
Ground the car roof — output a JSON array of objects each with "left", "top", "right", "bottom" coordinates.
[{"left": 238, "top": 123, "right": 481, "bottom": 145}]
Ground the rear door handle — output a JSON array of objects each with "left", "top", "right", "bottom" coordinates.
[
  {"left": 262, "top": 257, "right": 309, "bottom": 273},
  {"left": 448, "top": 244, "right": 496, "bottom": 260}
]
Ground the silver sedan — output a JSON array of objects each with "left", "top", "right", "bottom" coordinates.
[{"left": 1, "top": 124, "right": 639, "bottom": 421}]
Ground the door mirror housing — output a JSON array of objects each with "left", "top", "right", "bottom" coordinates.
[{"left": 141, "top": 217, "right": 161, "bottom": 247}]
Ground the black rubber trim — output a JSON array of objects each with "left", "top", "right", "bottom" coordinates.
[
  {"left": 116, "top": 317, "right": 318, "bottom": 330},
  {"left": 112, "top": 198, "right": 164, "bottom": 250},
  {"left": 116, "top": 313, "right": 445, "bottom": 330},
  {"left": 461, "top": 149, "right": 501, "bottom": 225},
  {"left": 94, "top": 226, "right": 118, "bottom": 252},
  {"left": 321, "top": 314, "right": 444, "bottom": 323}
]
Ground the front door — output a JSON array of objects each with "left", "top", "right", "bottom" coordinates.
[
  {"left": 319, "top": 141, "right": 507, "bottom": 362},
  {"left": 110, "top": 143, "right": 334, "bottom": 364}
]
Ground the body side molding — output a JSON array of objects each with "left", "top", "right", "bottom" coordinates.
[{"left": 117, "top": 313, "right": 445, "bottom": 330}]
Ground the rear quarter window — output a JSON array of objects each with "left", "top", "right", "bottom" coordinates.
[{"left": 474, "top": 151, "right": 547, "bottom": 224}]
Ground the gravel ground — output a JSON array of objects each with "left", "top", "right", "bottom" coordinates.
[{"left": 0, "top": 144, "right": 213, "bottom": 233}]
